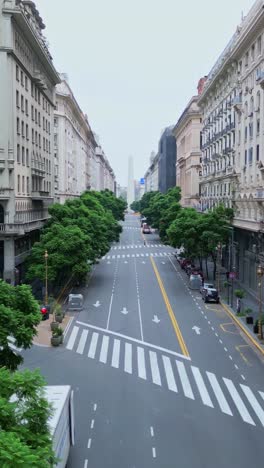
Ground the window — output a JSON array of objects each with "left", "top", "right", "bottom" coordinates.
[
  {"left": 49, "top": 160, "right": 51, "bottom": 173},
  {"left": 39, "top": 134, "right": 41, "bottom": 147},
  {"left": 251, "top": 44, "right": 255, "bottom": 62},
  {"left": 35, "top": 131, "right": 38, "bottom": 146},
  {"left": 38, "top": 90, "right": 40, "bottom": 105},
  {"left": 43, "top": 97, "right": 45, "bottom": 110},
  {"left": 16, "top": 65, "right": 19, "bottom": 81},
  {"left": 17, "top": 117, "right": 20, "bottom": 134},
  {"left": 54, "top": 118, "right": 58, "bottom": 127},
  {"left": 38, "top": 112, "right": 41, "bottom": 126},
  {"left": 22, "top": 176, "right": 25, "bottom": 193},
  {"left": 20, "top": 71, "right": 24, "bottom": 86},
  {"left": 257, "top": 119, "right": 260, "bottom": 134},
  {"left": 257, "top": 91, "right": 261, "bottom": 110},
  {"left": 26, "top": 148, "right": 29, "bottom": 166},
  {"left": 16, "top": 90, "right": 19, "bottom": 108},
  {"left": 32, "top": 129, "right": 34, "bottom": 144},
  {"left": 26, "top": 176, "right": 29, "bottom": 194},
  {"left": 26, "top": 124, "right": 29, "bottom": 140},
  {"left": 35, "top": 109, "right": 37, "bottom": 122},
  {"left": 43, "top": 117, "right": 45, "bottom": 130},
  {"left": 17, "top": 144, "right": 20, "bottom": 163},
  {"left": 25, "top": 99, "right": 28, "bottom": 115},
  {"left": 43, "top": 137, "right": 45, "bottom": 151},
  {"left": 245, "top": 126, "right": 248, "bottom": 142},
  {"left": 31, "top": 82, "right": 34, "bottom": 97},
  {"left": 257, "top": 36, "right": 262, "bottom": 56},
  {"left": 257, "top": 144, "right": 260, "bottom": 161},
  {"left": 31, "top": 105, "right": 34, "bottom": 121},
  {"left": 238, "top": 61, "right": 242, "bottom": 74},
  {"left": 249, "top": 122, "right": 253, "bottom": 138},
  {"left": 21, "top": 121, "right": 25, "bottom": 137},
  {"left": 25, "top": 76, "right": 28, "bottom": 91},
  {"left": 54, "top": 134, "right": 58, "bottom": 146},
  {"left": 245, "top": 51, "right": 249, "bottom": 67},
  {"left": 248, "top": 147, "right": 253, "bottom": 164},
  {"left": 35, "top": 87, "right": 37, "bottom": 101},
  {"left": 17, "top": 175, "right": 20, "bottom": 193},
  {"left": 21, "top": 95, "right": 24, "bottom": 112},
  {"left": 245, "top": 149, "right": 247, "bottom": 165}
]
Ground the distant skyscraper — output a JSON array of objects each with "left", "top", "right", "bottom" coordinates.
[{"left": 127, "top": 156, "right": 135, "bottom": 208}]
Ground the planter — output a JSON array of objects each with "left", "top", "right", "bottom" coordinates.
[
  {"left": 50, "top": 321, "right": 59, "bottom": 332},
  {"left": 55, "top": 314, "right": 63, "bottom": 323},
  {"left": 246, "top": 316, "right": 253, "bottom": 325},
  {"left": 60, "top": 334, "right": 64, "bottom": 344},
  {"left": 51, "top": 335, "right": 61, "bottom": 347}
]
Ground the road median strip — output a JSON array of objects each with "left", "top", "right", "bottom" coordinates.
[{"left": 150, "top": 256, "right": 190, "bottom": 358}]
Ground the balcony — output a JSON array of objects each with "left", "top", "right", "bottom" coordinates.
[
  {"left": 255, "top": 189, "right": 264, "bottom": 199},
  {"left": 14, "top": 209, "right": 50, "bottom": 223},
  {"left": 32, "top": 190, "right": 51, "bottom": 200},
  {"left": 223, "top": 146, "right": 232, "bottom": 155},
  {"left": 211, "top": 153, "right": 221, "bottom": 160},
  {"left": 31, "top": 159, "right": 45, "bottom": 176},
  {"left": 0, "top": 188, "right": 12, "bottom": 199},
  {"left": 232, "top": 96, "right": 242, "bottom": 111},
  {"left": 0, "top": 159, "right": 5, "bottom": 171},
  {"left": 256, "top": 70, "right": 264, "bottom": 89}
]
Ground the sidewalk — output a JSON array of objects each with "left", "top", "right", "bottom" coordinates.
[
  {"left": 199, "top": 258, "right": 264, "bottom": 355},
  {"left": 33, "top": 312, "right": 72, "bottom": 347}
]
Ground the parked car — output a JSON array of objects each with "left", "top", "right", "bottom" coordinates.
[
  {"left": 200, "top": 282, "right": 214, "bottom": 294},
  {"left": 202, "top": 286, "right": 220, "bottom": 303},
  {"left": 141, "top": 217, "right": 147, "bottom": 227},
  {"left": 142, "top": 224, "right": 151, "bottom": 234}
]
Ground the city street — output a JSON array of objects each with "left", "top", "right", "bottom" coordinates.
[{"left": 23, "top": 214, "right": 264, "bottom": 468}]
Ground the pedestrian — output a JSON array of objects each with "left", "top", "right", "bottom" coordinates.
[{"left": 236, "top": 297, "right": 241, "bottom": 314}]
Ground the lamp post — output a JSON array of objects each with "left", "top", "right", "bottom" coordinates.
[
  {"left": 44, "top": 250, "right": 48, "bottom": 306},
  {"left": 256, "top": 264, "right": 264, "bottom": 340}
]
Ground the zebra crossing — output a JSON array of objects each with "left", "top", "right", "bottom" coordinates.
[
  {"left": 102, "top": 252, "right": 174, "bottom": 260},
  {"left": 122, "top": 227, "right": 141, "bottom": 230},
  {"left": 110, "top": 243, "right": 167, "bottom": 250},
  {"left": 65, "top": 323, "right": 264, "bottom": 428}
]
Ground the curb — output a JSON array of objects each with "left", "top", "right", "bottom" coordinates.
[{"left": 220, "top": 300, "right": 264, "bottom": 356}]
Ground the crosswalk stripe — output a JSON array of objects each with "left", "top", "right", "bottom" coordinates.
[
  {"left": 176, "top": 360, "right": 194, "bottom": 399},
  {"left": 99, "top": 335, "right": 109, "bottom": 364},
  {"left": 76, "top": 330, "right": 88, "bottom": 355},
  {"left": 88, "top": 332, "right": 99, "bottom": 359},
  {"left": 191, "top": 366, "right": 214, "bottom": 408},
  {"left": 136, "top": 254, "right": 140, "bottom": 257},
  {"left": 127, "top": 254, "right": 130, "bottom": 258},
  {"left": 240, "top": 384, "right": 264, "bottom": 427},
  {"left": 112, "top": 339, "right": 120, "bottom": 368},
  {"left": 259, "top": 391, "right": 264, "bottom": 401},
  {"left": 223, "top": 378, "right": 255, "bottom": 426},
  {"left": 206, "top": 372, "right": 232, "bottom": 415},
  {"left": 162, "top": 355, "right": 177, "bottom": 392},
  {"left": 137, "top": 347, "right": 147, "bottom": 380},
  {"left": 149, "top": 351, "right": 161, "bottom": 386},
  {"left": 145, "top": 253, "right": 149, "bottom": 256},
  {"left": 132, "top": 254, "right": 135, "bottom": 257},
  {"left": 112, "top": 255, "right": 115, "bottom": 259},
  {"left": 66, "top": 326, "right": 79, "bottom": 350},
  {"left": 124, "top": 342, "right": 132, "bottom": 374},
  {"left": 122, "top": 254, "right": 125, "bottom": 258},
  {"left": 141, "top": 253, "right": 144, "bottom": 257},
  {"left": 107, "top": 256, "right": 110, "bottom": 259}
]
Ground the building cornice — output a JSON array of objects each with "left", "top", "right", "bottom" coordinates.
[{"left": 173, "top": 96, "right": 201, "bottom": 137}]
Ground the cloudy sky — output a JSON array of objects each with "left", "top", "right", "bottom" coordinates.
[{"left": 35, "top": 0, "right": 254, "bottom": 186}]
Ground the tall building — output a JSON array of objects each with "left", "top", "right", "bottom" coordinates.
[
  {"left": 0, "top": 0, "right": 60, "bottom": 283},
  {"left": 158, "top": 127, "right": 176, "bottom": 193},
  {"left": 144, "top": 153, "right": 159, "bottom": 193},
  {"left": 173, "top": 93, "right": 202, "bottom": 208},
  {"left": 54, "top": 75, "right": 97, "bottom": 203},
  {"left": 198, "top": 0, "right": 264, "bottom": 294},
  {"left": 127, "top": 156, "right": 135, "bottom": 208}
]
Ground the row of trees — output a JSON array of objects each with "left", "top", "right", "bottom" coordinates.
[
  {"left": 26, "top": 190, "right": 126, "bottom": 286},
  {"left": 133, "top": 188, "right": 233, "bottom": 278},
  {"left": 0, "top": 189, "right": 127, "bottom": 466}
]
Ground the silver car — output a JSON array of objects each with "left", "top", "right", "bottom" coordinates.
[{"left": 200, "top": 282, "right": 214, "bottom": 294}]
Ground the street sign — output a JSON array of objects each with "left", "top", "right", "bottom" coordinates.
[
  {"left": 140, "top": 178, "right": 145, "bottom": 185},
  {"left": 229, "top": 272, "right": 236, "bottom": 279}
]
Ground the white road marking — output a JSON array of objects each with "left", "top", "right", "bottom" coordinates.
[
  {"left": 224, "top": 347, "right": 228, "bottom": 352},
  {"left": 240, "top": 385, "right": 264, "bottom": 427},
  {"left": 99, "top": 335, "right": 109, "bottom": 364},
  {"left": 229, "top": 355, "right": 233, "bottom": 361},
  {"left": 84, "top": 460, "right": 88, "bottom": 468},
  {"left": 76, "top": 330, "right": 88, "bottom": 355},
  {"left": 219, "top": 340, "right": 223, "bottom": 344},
  {"left": 191, "top": 366, "right": 213, "bottom": 407},
  {"left": 223, "top": 378, "right": 255, "bottom": 426},
  {"left": 66, "top": 326, "right": 79, "bottom": 350},
  {"left": 87, "top": 438, "right": 92, "bottom": 449},
  {"left": 111, "top": 339, "right": 120, "bottom": 368},
  {"left": 235, "top": 365, "right": 239, "bottom": 370},
  {"left": 90, "top": 419, "right": 95, "bottom": 429},
  {"left": 241, "top": 375, "right": 246, "bottom": 381},
  {"left": 176, "top": 360, "right": 194, "bottom": 400},
  {"left": 88, "top": 333, "right": 99, "bottom": 359},
  {"left": 76, "top": 320, "right": 191, "bottom": 360},
  {"left": 93, "top": 403, "right": 97, "bottom": 411},
  {"left": 162, "top": 355, "right": 177, "bottom": 392},
  {"left": 137, "top": 347, "right": 147, "bottom": 380},
  {"left": 259, "top": 391, "right": 264, "bottom": 401},
  {"left": 150, "top": 426, "right": 154, "bottom": 437},
  {"left": 106, "top": 294, "right": 114, "bottom": 330},
  {"left": 149, "top": 351, "right": 161, "bottom": 386},
  {"left": 152, "top": 447, "right": 156, "bottom": 458},
  {"left": 124, "top": 342, "right": 132, "bottom": 374},
  {"left": 206, "top": 372, "right": 232, "bottom": 416}
]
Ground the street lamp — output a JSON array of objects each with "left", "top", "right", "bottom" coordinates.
[
  {"left": 44, "top": 250, "right": 48, "bottom": 306},
  {"left": 256, "top": 264, "right": 264, "bottom": 340}
]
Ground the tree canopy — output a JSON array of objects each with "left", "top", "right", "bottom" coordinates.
[{"left": 0, "top": 281, "right": 41, "bottom": 370}]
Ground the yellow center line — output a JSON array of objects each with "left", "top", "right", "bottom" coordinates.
[{"left": 150, "top": 256, "right": 190, "bottom": 357}]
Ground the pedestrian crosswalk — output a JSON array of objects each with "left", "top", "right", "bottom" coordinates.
[
  {"left": 110, "top": 244, "right": 167, "bottom": 250},
  {"left": 122, "top": 227, "right": 141, "bottom": 230},
  {"left": 102, "top": 252, "right": 174, "bottom": 260},
  {"left": 65, "top": 323, "right": 264, "bottom": 428}
]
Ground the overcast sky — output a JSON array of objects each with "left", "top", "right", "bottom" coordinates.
[{"left": 35, "top": 0, "right": 254, "bottom": 186}]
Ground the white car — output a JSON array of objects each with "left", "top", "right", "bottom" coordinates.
[{"left": 200, "top": 282, "right": 214, "bottom": 294}]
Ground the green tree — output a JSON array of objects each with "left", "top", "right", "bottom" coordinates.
[
  {"left": 142, "top": 187, "right": 181, "bottom": 228},
  {"left": 0, "top": 281, "right": 41, "bottom": 370},
  {"left": 130, "top": 200, "right": 141, "bottom": 212},
  {"left": 0, "top": 368, "right": 56, "bottom": 467}
]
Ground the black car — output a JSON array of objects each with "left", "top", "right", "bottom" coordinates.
[{"left": 202, "top": 287, "right": 219, "bottom": 303}]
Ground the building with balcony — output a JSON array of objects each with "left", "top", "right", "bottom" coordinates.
[
  {"left": 173, "top": 95, "right": 202, "bottom": 208},
  {"left": 0, "top": 0, "right": 60, "bottom": 283},
  {"left": 158, "top": 127, "right": 176, "bottom": 194},
  {"left": 198, "top": 0, "right": 264, "bottom": 294},
  {"left": 54, "top": 75, "right": 97, "bottom": 203}
]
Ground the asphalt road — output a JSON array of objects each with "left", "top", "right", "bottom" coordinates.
[{"left": 22, "top": 214, "right": 264, "bottom": 468}]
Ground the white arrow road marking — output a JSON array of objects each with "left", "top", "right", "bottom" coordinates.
[
  {"left": 121, "top": 307, "right": 128, "bottom": 315},
  {"left": 152, "top": 315, "right": 160, "bottom": 324},
  {"left": 192, "top": 326, "right": 201, "bottom": 335},
  {"left": 93, "top": 301, "right": 101, "bottom": 308},
  {"left": 162, "top": 262, "right": 166, "bottom": 265}
]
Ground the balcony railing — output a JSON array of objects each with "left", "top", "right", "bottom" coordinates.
[{"left": 14, "top": 209, "right": 50, "bottom": 223}]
